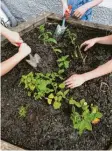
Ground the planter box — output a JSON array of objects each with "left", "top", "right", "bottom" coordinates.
[{"left": 1, "top": 13, "right": 112, "bottom": 150}]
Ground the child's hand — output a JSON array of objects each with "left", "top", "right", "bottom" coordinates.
[
  {"left": 6, "top": 30, "right": 23, "bottom": 46},
  {"left": 18, "top": 43, "right": 31, "bottom": 57},
  {"left": 65, "top": 74, "right": 86, "bottom": 88},
  {"left": 73, "top": 5, "right": 87, "bottom": 19},
  {"left": 80, "top": 38, "right": 98, "bottom": 51}
]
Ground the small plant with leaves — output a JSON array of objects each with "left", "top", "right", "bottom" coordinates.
[
  {"left": 20, "top": 72, "right": 36, "bottom": 97},
  {"left": 69, "top": 98, "right": 102, "bottom": 135},
  {"left": 57, "top": 55, "right": 70, "bottom": 70},
  {"left": 65, "top": 29, "right": 79, "bottom": 58},
  {"left": 38, "top": 24, "right": 57, "bottom": 45},
  {"left": 65, "top": 29, "right": 77, "bottom": 45},
  {"left": 19, "top": 105, "right": 29, "bottom": 118},
  {"left": 47, "top": 83, "right": 69, "bottom": 109}
]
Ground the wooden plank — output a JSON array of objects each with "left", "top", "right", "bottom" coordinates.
[
  {"left": 1, "top": 140, "right": 25, "bottom": 150},
  {"left": 47, "top": 13, "right": 112, "bottom": 32}
]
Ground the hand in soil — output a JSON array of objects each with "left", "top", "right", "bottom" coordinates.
[
  {"left": 6, "top": 30, "right": 23, "bottom": 46},
  {"left": 80, "top": 38, "right": 98, "bottom": 51},
  {"left": 73, "top": 6, "right": 87, "bottom": 19},
  {"left": 18, "top": 43, "right": 31, "bottom": 57},
  {"left": 65, "top": 74, "right": 85, "bottom": 88}
]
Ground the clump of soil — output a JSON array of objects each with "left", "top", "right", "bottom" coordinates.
[{"left": 1, "top": 21, "right": 112, "bottom": 150}]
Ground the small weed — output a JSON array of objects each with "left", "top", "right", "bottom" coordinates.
[{"left": 19, "top": 105, "right": 29, "bottom": 118}]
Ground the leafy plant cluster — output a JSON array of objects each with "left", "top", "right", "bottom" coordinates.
[
  {"left": 20, "top": 71, "right": 69, "bottom": 110},
  {"left": 20, "top": 25, "right": 102, "bottom": 135},
  {"left": 69, "top": 98, "right": 102, "bottom": 135}
]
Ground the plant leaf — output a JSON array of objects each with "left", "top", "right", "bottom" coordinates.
[
  {"left": 58, "top": 69, "right": 64, "bottom": 74},
  {"left": 58, "top": 96, "right": 62, "bottom": 102},
  {"left": 80, "top": 99, "right": 86, "bottom": 106},
  {"left": 85, "top": 120, "right": 92, "bottom": 131},
  {"left": 64, "top": 61, "right": 69, "bottom": 69},
  {"left": 48, "top": 93, "right": 54, "bottom": 99},
  {"left": 69, "top": 98, "right": 81, "bottom": 107},
  {"left": 54, "top": 48, "right": 62, "bottom": 53},
  {"left": 47, "top": 38, "right": 57, "bottom": 44},
  {"left": 95, "top": 112, "right": 103, "bottom": 119},
  {"left": 28, "top": 91, "right": 31, "bottom": 97},
  {"left": 47, "top": 98, "right": 52, "bottom": 105},
  {"left": 64, "top": 89, "right": 69, "bottom": 96},
  {"left": 53, "top": 101, "right": 61, "bottom": 109},
  {"left": 59, "top": 83, "right": 65, "bottom": 89}
]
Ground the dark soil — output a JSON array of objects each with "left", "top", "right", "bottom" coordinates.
[{"left": 1, "top": 21, "right": 112, "bottom": 150}]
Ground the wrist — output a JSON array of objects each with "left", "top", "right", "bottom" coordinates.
[
  {"left": 82, "top": 72, "right": 92, "bottom": 82},
  {"left": 18, "top": 51, "right": 29, "bottom": 58},
  {"left": 94, "top": 37, "right": 100, "bottom": 43},
  {"left": 17, "top": 52, "right": 27, "bottom": 59},
  {"left": 82, "top": 5, "right": 89, "bottom": 11},
  {"left": 3, "top": 30, "right": 13, "bottom": 40}
]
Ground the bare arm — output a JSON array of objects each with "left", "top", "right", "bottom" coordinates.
[
  {"left": 1, "top": 53, "right": 25, "bottom": 76},
  {"left": 1, "top": 24, "right": 23, "bottom": 46},
  {"left": 95, "top": 35, "right": 112, "bottom": 45},
  {"left": 73, "top": 0, "right": 103, "bottom": 19},
  {"left": 83, "top": 0, "right": 103, "bottom": 10},
  {"left": 1, "top": 43, "right": 31, "bottom": 76},
  {"left": 83, "top": 60, "right": 112, "bottom": 81},
  {"left": 80, "top": 35, "right": 112, "bottom": 51},
  {"left": 65, "top": 60, "right": 112, "bottom": 88}
]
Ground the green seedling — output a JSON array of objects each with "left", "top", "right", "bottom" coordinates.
[
  {"left": 69, "top": 98, "right": 102, "bottom": 135},
  {"left": 75, "top": 45, "right": 85, "bottom": 62},
  {"left": 19, "top": 105, "right": 29, "bottom": 118},
  {"left": 65, "top": 29, "right": 79, "bottom": 59},
  {"left": 48, "top": 88, "right": 69, "bottom": 109},
  {"left": 65, "top": 29, "right": 77, "bottom": 45},
  {"left": 38, "top": 25, "right": 57, "bottom": 45},
  {"left": 57, "top": 55, "right": 70, "bottom": 70},
  {"left": 20, "top": 72, "right": 36, "bottom": 97}
]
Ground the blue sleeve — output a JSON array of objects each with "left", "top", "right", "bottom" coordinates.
[{"left": 68, "top": 0, "right": 92, "bottom": 21}]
